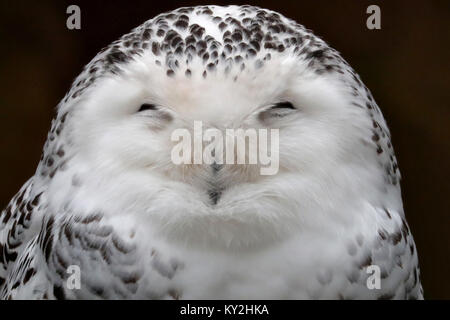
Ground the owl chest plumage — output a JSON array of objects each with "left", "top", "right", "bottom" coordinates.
[{"left": 1, "top": 178, "right": 422, "bottom": 299}]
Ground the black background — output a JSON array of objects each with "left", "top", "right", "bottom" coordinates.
[{"left": 0, "top": 0, "right": 448, "bottom": 299}]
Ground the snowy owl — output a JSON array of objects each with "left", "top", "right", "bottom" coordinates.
[{"left": 0, "top": 5, "right": 422, "bottom": 299}]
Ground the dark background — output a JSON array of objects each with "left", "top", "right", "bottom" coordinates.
[{"left": 0, "top": 0, "right": 448, "bottom": 299}]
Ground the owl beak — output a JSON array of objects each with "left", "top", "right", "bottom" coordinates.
[
  {"left": 208, "top": 189, "right": 222, "bottom": 205},
  {"left": 211, "top": 162, "right": 223, "bottom": 173},
  {"left": 207, "top": 162, "right": 224, "bottom": 205}
]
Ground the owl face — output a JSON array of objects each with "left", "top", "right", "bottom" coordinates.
[
  {"left": 45, "top": 6, "right": 391, "bottom": 247},
  {"left": 71, "top": 52, "right": 365, "bottom": 186},
  {"left": 64, "top": 53, "right": 374, "bottom": 245}
]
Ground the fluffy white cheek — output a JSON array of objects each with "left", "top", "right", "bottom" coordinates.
[
  {"left": 279, "top": 120, "right": 342, "bottom": 173},
  {"left": 83, "top": 122, "right": 172, "bottom": 171}
]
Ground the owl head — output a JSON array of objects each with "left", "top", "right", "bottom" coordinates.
[{"left": 37, "top": 5, "right": 401, "bottom": 247}]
